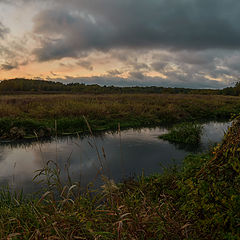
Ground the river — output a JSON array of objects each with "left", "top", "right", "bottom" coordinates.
[{"left": 0, "top": 121, "right": 231, "bottom": 194}]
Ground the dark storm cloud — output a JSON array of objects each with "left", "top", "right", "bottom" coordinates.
[
  {"left": 133, "top": 63, "right": 150, "bottom": 71},
  {"left": 222, "top": 54, "right": 240, "bottom": 72},
  {"left": 76, "top": 60, "right": 93, "bottom": 71},
  {"left": 32, "top": 8, "right": 113, "bottom": 61},
  {"left": 129, "top": 71, "right": 145, "bottom": 80},
  {"left": 174, "top": 52, "right": 214, "bottom": 66},
  {"left": 0, "top": 58, "right": 29, "bottom": 71},
  {"left": 0, "top": 34, "right": 30, "bottom": 72},
  {"left": 107, "top": 69, "right": 122, "bottom": 76},
  {"left": 151, "top": 62, "right": 168, "bottom": 72},
  {"left": 0, "top": 22, "right": 9, "bottom": 39},
  {"left": 0, "top": 62, "right": 18, "bottom": 70},
  {"left": 32, "top": 0, "right": 240, "bottom": 61}
]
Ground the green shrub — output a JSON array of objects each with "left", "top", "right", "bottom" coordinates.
[{"left": 159, "top": 122, "right": 203, "bottom": 145}]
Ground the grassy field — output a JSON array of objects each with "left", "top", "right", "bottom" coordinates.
[
  {"left": 0, "top": 117, "right": 239, "bottom": 239},
  {"left": 0, "top": 93, "right": 240, "bottom": 139}
]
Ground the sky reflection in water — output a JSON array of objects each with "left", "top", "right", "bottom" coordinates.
[{"left": 0, "top": 121, "right": 231, "bottom": 193}]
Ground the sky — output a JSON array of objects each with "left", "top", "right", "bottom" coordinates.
[{"left": 0, "top": 0, "right": 240, "bottom": 88}]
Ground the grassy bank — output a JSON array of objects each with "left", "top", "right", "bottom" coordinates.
[
  {"left": 0, "top": 118, "right": 239, "bottom": 239},
  {"left": 159, "top": 122, "right": 203, "bottom": 145},
  {"left": 0, "top": 93, "right": 239, "bottom": 139}
]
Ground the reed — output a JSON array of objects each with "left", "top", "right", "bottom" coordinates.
[
  {"left": 0, "top": 93, "right": 239, "bottom": 139},
  {"left": 159, "top": 122, "right": 203, "bottom": 145},
  {"left": 0, "top": 118, "right": 239, "bottom": 239}
]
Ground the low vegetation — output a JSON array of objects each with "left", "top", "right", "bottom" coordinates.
[
  {"left": 0, "top": 93, "right": 239, "bottom": 140},
  {"left": 0, "top": 117, "right": 239, "bottom": 239},
  {"left": 159, "top": 122, "right": 203, "bottom": 145}
]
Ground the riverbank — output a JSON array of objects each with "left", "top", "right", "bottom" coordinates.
[
  {"left": 0, "top": 93, "right": 239, "bottom": 140},
  {"left": 0, "top": 117, "right": 239, "bottom": 239}
]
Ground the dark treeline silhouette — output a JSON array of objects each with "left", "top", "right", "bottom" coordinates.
[
  {"left": 220, "top": 82, "right": 240, "bottom": 96},
  {"left": 0, "top": 78, "right": 237, "bottom": 95}
]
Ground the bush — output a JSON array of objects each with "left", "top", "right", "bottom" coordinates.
[{"left": 159, "top": 122, "right": 203, "bottom": 145}]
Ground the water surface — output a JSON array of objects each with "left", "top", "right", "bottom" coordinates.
[{"left": 0, "top": 121, "right": 231, "bottom": 193}]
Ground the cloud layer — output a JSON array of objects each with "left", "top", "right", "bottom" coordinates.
[
  {"left": 1, "top": 0, "right": 240, "bottom": 88},
  {"left": 0, "top": 22, "right": 9, "bottom": 39},
  {"left": 32, "top": 0, "right": 240, "bottom": 61}
]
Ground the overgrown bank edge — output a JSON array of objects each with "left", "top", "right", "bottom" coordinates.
[
  {"left": 0, "top": 118, "right": 239, "bottom": 239},
  {"left": 0, "top": 94, "right": 240, "bottom": 140},
  {"left": 159, "top": 122, "right": 203, "bottom": 145},
  {"left": 0, "top": 117, "right": 149, "bottom": 140}
]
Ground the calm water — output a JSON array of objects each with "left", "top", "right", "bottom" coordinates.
[{"left": 0, "top": 121, "right": 231, "bottom": 193}]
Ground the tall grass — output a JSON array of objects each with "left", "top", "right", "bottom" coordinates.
[
  {"left": 0, "top": 94, "right": 239, "bottom": 120},
  {"left": 0, "top": 149, "right": 239, "bottom": 239},
  {"left": 0, "top": 158, "right": 188, "bottom": 239},
  {"left": 0, "top": 93, "right": 239, "bottom": 139},
  {"left": 159, "top": 122, "right": 203, "bottom": 145},
  {"left": 0, "top": 97, "right": 239, "bottom": 239}
]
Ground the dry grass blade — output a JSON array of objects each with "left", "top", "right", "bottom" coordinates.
[
  {"left": 7, "top": 233, "right": 21, "bottom": 240},
  {"left": 37, "top": 191, "right": 52, "bottom": 204},
  {"left": 83, "top": 115, "right": 104, "bottom": 173}
]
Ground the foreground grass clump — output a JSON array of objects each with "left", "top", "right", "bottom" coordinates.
[
  {"left": 178, "top": 118, "right": 240, "bottom": 239},
  {"left": 159, "top": 122, "right": 203, "bottom": 145},
  {"left": 0, "top": 93, "right": 239, "bottom": 139},
  {"left": 0, "top": 118, "right": 239, "bottom": 239}
]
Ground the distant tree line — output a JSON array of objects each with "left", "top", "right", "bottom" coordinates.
[
  {"left": 0, "top": 78, "right": 238, "bottom": 95},
  {"left": 220, "top": 82, "right": 240, "bottom": 96}
]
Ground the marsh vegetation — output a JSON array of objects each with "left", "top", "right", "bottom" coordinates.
[
  {"left": 0, "top": 93, "right": 239, "bottom": 140},
  {"left": 0, "top": 89, "right": 239, "bottom": 239},
  {"left": 159, "top": 122, "right": 203, "bottom": 145},
  {"left": 0, "top": 118, "right": 239, "bottom": 239}
]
